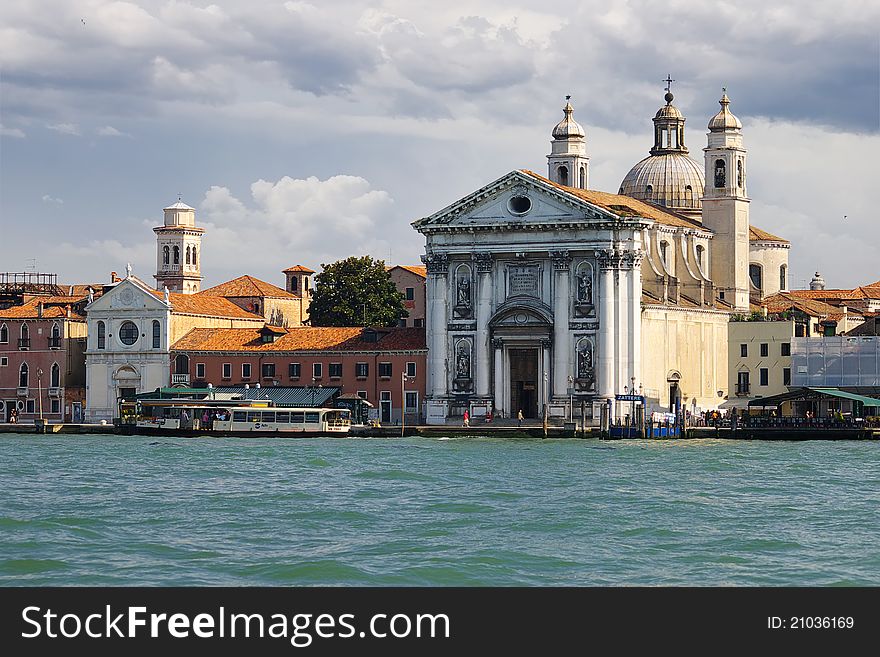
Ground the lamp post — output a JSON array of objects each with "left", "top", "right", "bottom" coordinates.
[
  {"left": 567, "top": 375, "right": 574, "bottom": 423},
  {"left": 309, "top": 376, "right": 317, "bottom": 407},
  {"left": 400, "top": 371, "right": 414, "bottom": 437},
  {"left": 37, "top": 368, "right": 44, "bottom": 421},
  {"left": 631, "top": 376, "right": 636, "bottom": 434}
]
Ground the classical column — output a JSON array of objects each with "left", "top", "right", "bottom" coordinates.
[
  {"left": 492, "top": 338, "right": 504, "bottom": 416},
  {"left": 597, "top": 250, "right": 617, "bottom": 413},
  {"left": 625, "top": 250, "right": 644, "bottom": 392},
  {"left": 424, "top": 253, "right": 449, "bottom": 398},
  {"left": 550, "top": 250, "right": 571, "bottom": 400},
  {"left": 541, "top": 338, "right": 552, "bottom": 408},
  {"left": 474, "top": 252, "right": 493, "bottom": 397}
]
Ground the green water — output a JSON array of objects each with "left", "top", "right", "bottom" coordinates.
[{"left": 1, "top": 434, "right": 878, "bottom": 585}]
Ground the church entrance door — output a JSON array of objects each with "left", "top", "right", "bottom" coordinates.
[{"left": 509, "top": 348, "right": 538, "bottom": 419}]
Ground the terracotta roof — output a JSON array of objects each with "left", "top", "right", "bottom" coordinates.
[
  {"left": 57, "top": 284, "right": 102, "bottom": 297},
  {"left": 749, "top": 226, "right": 789, "bottom": 243},
  {"left": 788, "top": 288, "right": 869, "bottom": 301},
  {"left": 282, "top": 265, "right": 315, "bottom": 273},
  {"left": 761, "top": 292, "right": 840, "bottom": 317},
  {"left": 199, "top": 275, "right": 298, "bottom": 299},
  {"left": 173, "top": 326, "right": 427, "bottom": 352},
  {"left": 388, "top": 265, "right": 427, "bottom": 279},
  {"left": 0, "top": 296, "right": 87, "bottom": 320},
  {"left": 522, "top": 170, "right": 705, "bottom": 229},
  {"left": 146, "top": 289, "right": 264, "bottom": 320}
]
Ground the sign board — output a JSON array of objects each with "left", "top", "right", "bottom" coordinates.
[
  {"left": 508, "top": 265, "right": 539, "bottom": 298},
  {"left": 615, "top": 394, "right": 645, "bottom": 402}
]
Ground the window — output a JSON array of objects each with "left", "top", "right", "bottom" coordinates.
[
  {"left": 173, "top": 246, "right": 180, "bottom": 264},
  {"left": 50, "top": 363, "right": 60, "bottom": 388},
  {"left": 659, "top": 241, "right": 668, "bottom": 265},
  {"left": 736, "top": 371, "right": 749, "bottom": 395},
  {"left": 646, "top": 184, "right": 653, "bottom": 196},
  {"left": 313, "top": 363, "right": 322, "bottom": 379},
  {"left": 783, "top": 368, "right": 791, "bottom": 386},
  {"left": 405, "top": 391, "right": 418, "bottom": 412},
  {"left": 191, "top": 248, "right": 197, "bottom": 267},
  {"left": 781, "top": 343, "right": 791, "bottom": 357},
  {"left": 242, "top": 363, "right": 251, "bottom": 379},
  {"left": 196, "top": 363, "right": 206, "bottom": 379},
  {"left": 406, "top": 362, "right": 416, "bottom": 377},
  {"left": 233, "top": 411, "right": 246, "bottom": 422},
  {"left": 740, "top": 344, "right": 748, "bottom": 358},
  {"left": 51, "top": 399, "right": 60, "bottom": 414},
  {"left": 174, "top": 354, "right": 189, "bottom": 375},
  {"left": 714, "top": 158, "right": 726, "bottom": 188},
  {"left": 262, "top": 363, "right": 275, "bottom": 378},
  {"left": 0, "top": 357, "right": 7, "bottom": 366},
  {"left": 414, "top": 319, "right": 424, "bottom": 328},
  {"left": 0, "top": 324, "right": 7, "bottom": 343},
  {"left": 355, "top": 362, "right": 368, "bottom": 378},
  {"left": 19, "top": 363, "right": 28, "bottom": 388},
  {"left": 186, "top": 245, "right": 191, "bottom": 265},
  {"left": 304, "top": 278, "right": 309, "bottom": 292},
  {"left": 163, "top": 246, "right": 169, "bottom": 265},
  {"left": 780, "top": 265, "right": 787, "bottom": 291},
  {"left": 405, "top": 287, "right": 415, "bottom": 301},
  {"left": 152, "top": 320, "right": 161, "bottom": 349},
  {"left": 20, "top": 323, "right": 29, "bottom": 348},
  {"left": 119, "top": 321, "right": 139, "bottom": 346},
  {"left": 749, "top": 264, "right": 763, "bottom": 291},
  {"left": 26, "top": 399, "right": 35, "bottom": 414},
  {"left": 737, "top": 159, "right": 744, "bottom": 188},
  {"left": 49, "top": 323, "right": 61, "bottom": 348},
  {"left": 760, "top": 343, "right": 768, "bottom": 358},
  {"left": 557, "top": 165, "right": 568, "bottom": 186},
  {"left": 290, "top": 277, "right": 298, "bottom": 292},
  {"left": 289, "top": 363, "right": 301, "bottom": 378},
  {"left": 276, "top": 412, "right": 290, "bottom": 423},
  {"left": 222, "top": 363, "right": 232, "bottom": 379},
  {"left": 378, "top": 362, "right": 392, "bottom": 378},
  {"left": 685, "top": 185, "right": 694, "bottom": 207},
  {"left": 357, "top": 390, "right": 368, "bottom": 400},
  {"left": 695, "top": 244, "right": 704, "bottom": 270},
  {"left": 759, "top": 368, "right": 769, "bottom": 386},
  {"left": 380, "top": 391, "right": 391, "bottom": 401},
  {"left": 305, "top": 412, "right": 320, "bottom": 424},
  {"left": 398, "top": 319, "right": 407, "bottom": 327},
  {"left": 579, "top": 166, "right": 586, "bottom": 189},
  {"left": 329, "top": 363, "right": 342, "bottom": 378}
]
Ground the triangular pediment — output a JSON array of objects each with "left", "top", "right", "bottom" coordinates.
[
  {"left": 412, "top": 170, "right": 618, "bottom": 230},
  {"left": 86, "top": 278, "right": 169, "bottom": 312}
]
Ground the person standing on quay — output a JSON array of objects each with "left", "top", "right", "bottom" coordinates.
[
  {"left": 517, "top": 409, "right": 524, "bottom": 428},
  {"left": 463, "top": 409, "right": 470, "bottom": 428}
]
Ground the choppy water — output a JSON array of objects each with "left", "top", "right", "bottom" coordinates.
[{"left": 1, "top": 433, "right": 878, "bottom": 586}]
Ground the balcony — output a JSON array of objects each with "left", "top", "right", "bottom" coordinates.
[
  {"left": 17, "top": 386, "right": 28, "bottom": 397},
  {"left": 48, "top": 336, "right": 62, "bottom": 349},
  {"left": 18, "top": 338, "right": 30, "bottom": 350},
  {"left": 48, "top": 387, "right": 61, "bottom": 398},
  {"left": 162, "top": 264, "right": 181, "bottom": 272},
  {"left": 171, "top": 373, "right": 190, "bottom": 385}
]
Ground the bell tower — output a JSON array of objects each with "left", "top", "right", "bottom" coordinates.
[
  {"left": 701, "top": 90, "right": 750, "bottom": 311},
  {"left": 154, "top": 198, "right": 204, "bottom": 294},
  {"left": 547, "top": 96, "right": 589, "bottom": 189}
]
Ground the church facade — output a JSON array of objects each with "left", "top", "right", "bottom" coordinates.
[{"left": 414, "top": 88, "right": 789, "bottom": 424}]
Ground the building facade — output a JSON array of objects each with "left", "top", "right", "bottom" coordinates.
[
  {"left": 388, "top": 265, "right": 426, "bottom": 327},
  {"left": 154, "top": 200, "right": 204, "bottom": 294},
  {"left": 200, "top": 271, "right": 311, "bottom": 328}
]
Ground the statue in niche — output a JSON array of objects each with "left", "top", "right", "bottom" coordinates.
[
  {"left": 577, "top": 346, "right": 594, "bottom": 381},
  {"left": 577, "top": 272, "right": 592, "bottom": 304},
  {"left": 737, "top": 160, "right": 744, "bottom": 188},
  {"left": 714, "top": 159, "right": 726, "bottom": 188},
  {"left": 457, "top": 276, "right": 471, "bottom": 306},
  {"left": 456, "top": 347, "right": 471, "bottom": 379}
]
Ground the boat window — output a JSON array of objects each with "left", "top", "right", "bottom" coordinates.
[
  {"left": 290, "top": 412, "right": 305, "bottom": 423},
  {"left": 276, "top": 411, "right": 290, "bottom": 423},
  {"left": 247, "top": 411, "right": 260, "bottom": 422},
  {"left": 233, "top": 411, "right": 246, "bottom": 422},
  {"left": 305, "top": 412, "right": 320, "bottom": 424},
  {"left": 261, "top": 412, "right": 276, "bottom": 423}
]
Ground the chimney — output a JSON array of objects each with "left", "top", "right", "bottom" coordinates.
[
  {"left": 110, "top": 271, "right": 118, "bottom": 283},
  {"left": 37, "top": 302, "right": 43, "bottom": 318}
]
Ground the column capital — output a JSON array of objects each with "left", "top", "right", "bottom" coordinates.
[
  {"left": 473, "top": 252, "right": 494, "bottom": 273},
  {"left": 540, "top": 338, "right": 553, "bottom": 349},
  {"left": 423, "top": 253, "right": 449, "bottom": 275},
  {"left": 550, "top": 250, "right": 572, "bottom": 271},
  {"left": 491, "top": 337, "right": 503, "bottom": 350},
  {"left": 621, "top": 250, "right": 644, "bottom": 270}
]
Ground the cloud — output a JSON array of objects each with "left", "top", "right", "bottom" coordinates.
[
  {"left": 0, "top": 123, "right": 26, "bottom": 138},
  {"left": 41, "top": 194, "right": 63, "bottom": 205},
  {"left": 96, "top": 125, "right": 129, "bottom": 137},
  {"left": 47, "top": 122, "right": 80, "bottom": 135}
]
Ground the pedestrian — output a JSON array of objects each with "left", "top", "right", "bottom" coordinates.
[
  {"left": 517, "top": 409, "right": 524, "bottom": 427},
  {"left": 463, "top": 409, "right": 469, "bottom": 428},
  {"left": 10, "top": 408, "right": 17, "bottom": 424},
  {"left": 486, "top": 409, "right": 493, "bottom": 424}
]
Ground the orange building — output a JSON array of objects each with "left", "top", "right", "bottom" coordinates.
[{"left": 387, "top": 265, "right": 426, "bottom": 327}]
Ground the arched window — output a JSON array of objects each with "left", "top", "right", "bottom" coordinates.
[
  {"left": 579, "top": 167, "right": 586, "bottom": 188},
  {"left": 749, "top": 264, "right": 763, "bottom": 291},
  {"left": 696, "top": 244, "right": 705, "bottom": 270},
  {"left": 152, "top": 320, "right": 161, "bottom": 349},
  {"left": 21, "top": 324, "right": 29, "bottom": 341},
  {"left": 163, "top": 246, "right": 169, "bottom": 265},
  {"left": 714, "top": 159, "right": 726, "bottom": 188},
  {"left": 659, "top": 241, "right": 669, "bottom": 265},
  {"left": 174, "top": 354, "right": 190, "bottom": 375},
  {"left": 191, "top": 247, "right": 197, "bottom": 267},
  {"left": 50, "top": 363, "right": 60, "bottom": 388},
  {"left": 97, "top": 321, "right": 106, "bottom": 349},
  {"left": 0, "top": 323, "right": 7, "bottom": 343},
  {"left": 646, "top": 184, "right": 653, "bottom": 197},
  {"left": 557, "top": 166, "right": 568, "bottom": 186},
  {"left": 51, "top": 323, "right": 60, "bottom": 339},
  {"left": 186, "top": 246, "right": 191, "bottom": 265},
  {"left": 304, "top": 278, "right": 309, "bottom": 292},
  {"left": 19, "top": 363, "right": 28, "bottom": 388},
  {"left": 173, "top": 246, "right": 180, "bottom": 264},
  {"left": 780, "top": 264, "right": 787, "bottom": 291},
  {"left": 290, "top": 277, "right": 298, "bottom": 292},
  {"left": 685, "top": 185, "right": 694, "bottom": 207}
]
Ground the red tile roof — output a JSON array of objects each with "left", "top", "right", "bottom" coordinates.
[
  {"left": 761, "top": 292, "right": 840, "bottom": 317},
  {"left": 282, "top": 265, "right": 315, "bottom": 273},
  {"left": 146, "top": 289, "right": 264, "bottom": 319},
  {"left": 199, "top": 275, "right": 298, "bottom": 299},
  {"left": 388, "top": 265, "right": 427, "bottom": 279},
  {"left": 0, "top": 296, "right": 87, "bottom": 320},
  {"left": 749, "top": 226, "right": 789, "bottom": 243},
  {"left": 173, "top": 326, "right": 426, "bottom": 352}
]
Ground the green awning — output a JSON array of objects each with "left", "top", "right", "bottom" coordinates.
[
  {"left": 807, "top": 388, "right": 880, "bottom": 407},
  {"left": 748, "top": 387, "right": 880, "bottom": 408}
]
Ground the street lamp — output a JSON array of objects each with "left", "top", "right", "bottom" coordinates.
[
  {"left": 401, "top": 371, "right": 415, "bottom": 437},
  {"left": 567, "top": 375, "right": 574, "bottom": 422},
  {"left": 37, "top": 368, "right": 44, "bottom": 421},
  {"left": 309, "top": 376, "right": 317, "bottom": 407}
]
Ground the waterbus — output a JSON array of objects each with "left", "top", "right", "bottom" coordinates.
[{"left": 118, "top": 396, "right": 351, "bottom": 437}]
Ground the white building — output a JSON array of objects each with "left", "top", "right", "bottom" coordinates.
[
  {"left": 154, "top": 200, "right": 204, "bottom": 294},
  {"left": 414, "top": 87, "right": 791, "bottom": 424}
]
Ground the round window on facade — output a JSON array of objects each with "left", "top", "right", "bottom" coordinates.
[
  {"left": 507, "top": 195, "right": 532, "bottom": 215},
  {"left": 119, "top": 321, "right": 139, "bottom": 346}
]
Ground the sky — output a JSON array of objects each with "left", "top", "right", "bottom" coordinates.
[{"left": 1, "top": 0, "right": 878, "bottom": 290}]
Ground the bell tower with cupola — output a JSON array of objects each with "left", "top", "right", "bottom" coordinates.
[
  {"left": 154, "top": 198, "right": 205, "bottom": 294},
  {"left": 701, "top": 90, "right": 750, "bottom": 311},
  {"left": 547, "top": 96, "right": 589, "bottom": 189}
]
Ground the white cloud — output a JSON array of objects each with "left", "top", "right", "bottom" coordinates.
[
  {"left": 0, "top": 124, "right": 26, "bottom": 138},
  {"left": 41, "top": 194, "right": 63, "bottom": 205},
  {"left": 47, "top": 122, "right": 80, "bottom": 135},
  {"left": 97, "top": 125, "right": 129, "bottom": 137}
]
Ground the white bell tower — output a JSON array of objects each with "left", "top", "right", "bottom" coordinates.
[
  {"left": 547, "top": 96, "right": 589, "bottom": 189},
  {"left": 154, "top": 198, "right": 204, "bottom": 294}
]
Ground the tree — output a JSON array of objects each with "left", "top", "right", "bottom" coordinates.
[{"left": 308, "top": 256, "right": 407, "bottom": 327}]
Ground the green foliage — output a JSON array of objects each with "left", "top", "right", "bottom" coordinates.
[{"left": 308, "top": 256, "right": 407, "bottom": 327}]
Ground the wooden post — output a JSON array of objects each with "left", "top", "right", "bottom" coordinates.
[
  {"left": 542, "top": 403, "right": 548, "bottom": 439},
  {"left": 580, "top": 400, "right": 586, "bottom": 438}
]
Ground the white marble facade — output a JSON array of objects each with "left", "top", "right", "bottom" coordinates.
[{"left": 414, "top": 171, "right": 646, "bottom": 423}]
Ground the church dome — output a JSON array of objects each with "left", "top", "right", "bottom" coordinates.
[
  {"left": 552, "top": 100, "right": 585, "bottom": 140},
  {"left": 708, "top": 91, "right": 742, "bottom": 131},
  {"left": 618, "top": 87, "right": 704, "bottom": 217}
]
